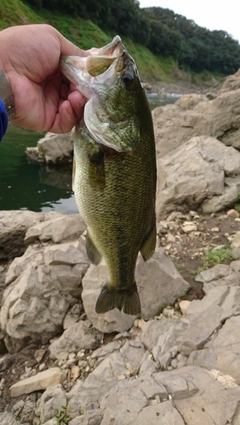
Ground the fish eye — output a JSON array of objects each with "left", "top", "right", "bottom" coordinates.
[{"left": 122, "top": 72, "right": 134, "bottom": 88}]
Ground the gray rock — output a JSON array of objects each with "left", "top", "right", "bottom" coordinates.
[
  {"left": 82, "top": 247, "right": 189, "bottom": 332},
  {"left": 63, "top": 303, "right": 83, "bottom": 329},
  {"left": 69, "top": 410, "right": 104, "bottom": 425},
  {"left": 25, "top": 214, "right": 86, "bottom": 244},
  {"left": 67, "top": 379, "right": 117, "bottom": 419},
  {"left": 0, "top": 412, "right": 22, "bottom": 425},
  {"left": 10, "top": 367, "right": 66, "bottom": 397},
  {"left": 49, "top": 321, "right": 102, "bottom": 360},
  {"left": 187, "top": 285, "right": 240, "bottom": 320},
  {"left": 1, "top": 241, "right": 89, "bottom": 352},
  {"left": 137, "top": 249, "right": 190, "bottom": 320},
  {"left": 180, "top": 304, "right": 224, "bottom": 355},
  {"left": 81, "top": 263, "right": 136, "bottom": 334},
  {"left": 141, "top": 317, "right": 186, "bottom": 354},
  {"left": 35, "top": 384, "right": 67, "bottom": 424},
  {"left": 195, "top": 264, "right": 230, "bottom": 283},
  {"left": 102, "top": 401, "right": 185, "bottom": 425},
  {"left": 174, "top": 368, "right": 240, "bottom": 425},
  {"left": 152, "top": 320, "right": 188, "bottom": 368},
  {"left": 188, "top": 316, "right": 240, "bottom": 384},
  {"left": 156, "top": 136, "right": 240, "bottom": 218},
  {"left": 0, "top": 210, "right": 61, "bottom": 260},
  {"left": 26, "top": 132, "right": 73, "bottom": 164}
]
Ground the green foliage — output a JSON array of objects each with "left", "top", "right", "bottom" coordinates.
[
  {"left": 191, "top": 247, "right": 234, "bottom": 276},
  {"left": 143, "top": 6, "right": 240, "bottom": 75},
  {"left": 1, "top": 0, "right": 240, "bottom": 77},
  {"left": 56, "top": 405, "right": 70, "bottom": 425},
  {"left": 234, "top": 193, "right": 240, "bottom": 213}
]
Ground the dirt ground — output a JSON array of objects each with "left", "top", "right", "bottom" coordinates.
[{"left": 0, "top": 210, "right": 240, "bottom": 416}]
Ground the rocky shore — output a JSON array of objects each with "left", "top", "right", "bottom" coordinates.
[{"left": 1, "top": 70, "right": 240, "bottom": 424}]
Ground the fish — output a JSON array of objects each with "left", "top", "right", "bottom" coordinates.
[{"left": 60, "top": 36, "right": 156, "bottom": 315}]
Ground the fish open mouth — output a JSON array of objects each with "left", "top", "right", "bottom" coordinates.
[
  {"left": 60, "top": 36, "right": 139, "bottom": 153},
  {"left": 60, "top": 36, "right": 124, "bottom": 95}
]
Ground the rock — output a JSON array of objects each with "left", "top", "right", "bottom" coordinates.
[
  {"left": 189, "top": 316, "right": 240, "bottom": 384},
  {"left": 182, "top": 222, "right": 197, "bottom": 233},
  {"left": 231, "top": 231, "right": 240, "bottom": 248},
  {"left": 195, "top": 263, "right": 230, "bottom": 283},
  {"left": 71, "top": 365, "right": 80, "bottom": 380},
  {"left": 0, "top": 412, "right": 22, "bottom": 425},
  {"left": 25, "top": 214, "right": 86, "bottom": 244},
  {"left": 101, "top": 401, "right": 185, "bottom": 425},
  {"left": 153, "top": 87, "right": 240, "bottom": 216},
  {"left": 69, "top": 410, "right": 104, "bottom": 425},
  {"left": 10, "top": 367, "right": 66, "bottom": 397},
  {"left": 49, "top": 321, "right": 102, "bottom": 360},
  {"left": 26, "top": 132, "right": 73, "bottom": 164},
  {"left": 137, "top": 249, "right": 190, "bottom": 320},
  {"left": 227, "top": 209, "right": 239, "bottom": 218},
  {"left": 0, "top": 210, "right": 61, "bottom": 260},
  {"left": 1, "top": 240, "right": 89, "bottom": 352},
  {"left": 156, "top": 136, "right": 240, "bottom": 218},
  {"left": 179, "top": 300, "right": 191, "bottom": 315},
  {"left": 180, "top": 304, "right": 223, "bottom": 355},
  {"left": 81, "top": 263, "right": 136, "bottom": 334},
  {"left": 163, "top": 366, "right": 240, "bottom": 424},
  {"left": 154, "top": 86, "right": 240, "bottom": 157},
  {"left": 151, "top": 320, "right": 188, "bottom": 368},
  {"left": 82, "top": 248, "right": 189, "bottom": 332},
  {"left": 35, "top": 384, "right": 67, "bottom": 424},
  {"left": 63, "top": 303, "right": 83, "bottom": 329}
]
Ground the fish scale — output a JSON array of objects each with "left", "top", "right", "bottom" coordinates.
[{"left": 60, "top": 36, "right": 156, "bottom": 315}]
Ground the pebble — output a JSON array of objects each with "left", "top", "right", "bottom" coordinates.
[
  {"left": 39, "top": 363, "right": 45, "bottom": 372},
  {"left": 227, "top": 209, "right": 239, "bottom": 218},
  {"left": 179, "top": 300, "right": 191, "bottom": 315},
  {"left": 34, "top": 349, "right": 46, "bottom": 363},
  {"left": 182, "top": 222, "right": 197, "bottom": 233},
  {"left": 167, "top": 233, "right": 176, "bottom": 243},
  {"left": 70, "top": 365, "right": 80, "bottom": 380}
]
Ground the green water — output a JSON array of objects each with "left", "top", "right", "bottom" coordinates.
[
  {"left": 0, "top": 125, "right": 77, "bottom": 213},
  {"left": 0, "top": 95, "right": 178, "bottom": 213}
]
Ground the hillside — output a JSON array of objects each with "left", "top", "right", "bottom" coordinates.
[{"left": 0, "top": 0, "right": 225, "bottom": 87}]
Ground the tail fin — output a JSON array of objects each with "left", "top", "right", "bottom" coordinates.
[{"left": 95, "top": 282, "right": 141, "bottom": 315}]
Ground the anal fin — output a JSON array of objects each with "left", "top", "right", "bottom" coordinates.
[{"left": 140, "top": 220, "right": 156, "bottom": 261}]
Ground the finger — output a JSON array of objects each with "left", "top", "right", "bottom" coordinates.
[
  {"left": 49, "top": 100, "right": 78, "bottom": 134},
  {"left": 68, "top": 90, "right": 86, "bottom": 119}
]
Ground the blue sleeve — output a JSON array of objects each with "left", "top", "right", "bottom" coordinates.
[{"left": 0, "top": 99, "right": 8, "bottom": 142}]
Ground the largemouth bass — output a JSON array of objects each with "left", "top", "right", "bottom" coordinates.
[{"left": 60, "top": 36, "right": 156, "bottom": 315}]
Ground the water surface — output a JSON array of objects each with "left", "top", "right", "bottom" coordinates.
[{"left": 0, "top": 94, "right": 177, "bottom": 213}]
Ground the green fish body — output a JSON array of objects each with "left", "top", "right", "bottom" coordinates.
[{"left": 60, "top": 36, "right": 156, "bottom": 315}]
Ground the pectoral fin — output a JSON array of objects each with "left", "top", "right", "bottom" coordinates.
[
  {"left": 86, "top": 231, "right": 102, "bottom": 265},
  {"left": 140, "top": 220, "right": 156, "bottom": 261}
]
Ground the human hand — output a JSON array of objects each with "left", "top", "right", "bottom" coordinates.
[{"left": 0, "top": 24, "right": 88, "bottom": 133}]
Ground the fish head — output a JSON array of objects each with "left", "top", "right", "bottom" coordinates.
[{"left": 60, "top": 36, "right": 145, "bottom": 152}]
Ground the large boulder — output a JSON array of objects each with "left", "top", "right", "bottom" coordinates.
[
  {"left": 156, "top": 135, "right": 240, "bottom": 219},
  {"left": 26, "top": 132, "right": 73, "bottom": 164},
  {"left": 82, "top": 247, "right": 189, "bottom": 333},
  {"left": 153, "top": 85, "right": 240, "bottom": 157},
  {"left": 0, "top": 240, "right": 90, "bottom": 352},
  {"left": 0, "top": 210, "right": 62, "bottom": 260}
]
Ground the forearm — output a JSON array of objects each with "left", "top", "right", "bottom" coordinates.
[{"left": 0, "top": 66, "right": 15, "bottom": 141}]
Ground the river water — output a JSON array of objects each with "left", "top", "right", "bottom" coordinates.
[{"left": 0, "top": 95, "right": 177, "bottom": 213}]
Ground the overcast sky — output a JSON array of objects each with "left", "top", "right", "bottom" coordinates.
[{"left": 139, "top": 0, "right": 240, "bottom": 43}]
